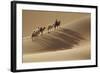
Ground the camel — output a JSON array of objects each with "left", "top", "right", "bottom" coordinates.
[
  {"left": 32, "top": 20, "right": 61, "bottom": 41},
  {"left": 47, "top": 24, "right": 54, "bottom": 33},
  {"left": 47, "top": 20, "right": 61, "bottom": 33},
  {"left": 39, "top": 27, "right": 46, "bottom": 35},
  {"left": 53, "top": 20, "right": 61, "bottom": 29},
  {"left": 31, "top": 26, "right": 46, "bottom": 41}
]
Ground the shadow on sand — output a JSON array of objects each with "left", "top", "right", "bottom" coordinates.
[{"left": 24, "top": 27, "right": 85, "bottom": 54}]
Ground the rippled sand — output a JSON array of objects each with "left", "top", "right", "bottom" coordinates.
[{"left": 22, "top": 15, "right": 91, "bottom": 63}]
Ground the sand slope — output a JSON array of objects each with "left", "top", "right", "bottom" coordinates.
[{"left": 23, "top": 16, "right": 90, "bottom": 63}]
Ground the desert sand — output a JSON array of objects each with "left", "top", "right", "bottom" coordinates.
[{"left": 22, "top": 15, "right": 91, "bottom": 63}]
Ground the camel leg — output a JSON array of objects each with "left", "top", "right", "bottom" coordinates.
[
  {"left": 56, "top": 26, "right": 58, "bottom": 29},
  {"left": 41, "top": 32, "right": 43, "bottom": 35},
  {"left": 54, "top": 27, "right": 55, "bottom": 30},
  {"left": 53, "top": 27, "right": 55, "bottom": 31},
  {"left": 42, "top": 31, "right": 44, "bottom": 35},
  {"left": 32, "top": 37, "right": 33, "bottom": 41},
  {"left": 49, "top": 29, "right": 52, "bottom": 33},
  {"left": 32, "top": 36, "right": 35, "bottom": 41},
  {"left": 48, "top": 30, "right": 50, "bottom": 33}
]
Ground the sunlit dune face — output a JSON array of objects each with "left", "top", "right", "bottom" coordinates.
[{"left": 22, "top": 10, "right": 91, "bottom": 63}]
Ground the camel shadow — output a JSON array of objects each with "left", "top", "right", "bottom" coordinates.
[{"left": 28, "top": 28, "right": 85, "bottom": 54}]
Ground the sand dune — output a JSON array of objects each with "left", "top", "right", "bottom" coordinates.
[
  {"left": 23, "top": 16, "right": 90, "bottom": 63},
  {"left": 23, "top": 41, "right": 90, "bottom": 62}
]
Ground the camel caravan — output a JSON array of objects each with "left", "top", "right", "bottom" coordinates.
[{"left": 31, "top": 19, "right": 61, "bottom": 41}]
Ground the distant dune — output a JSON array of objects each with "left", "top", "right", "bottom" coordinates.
[{"left": 23, "top": 16, "right": 90, "bottom": 63}]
